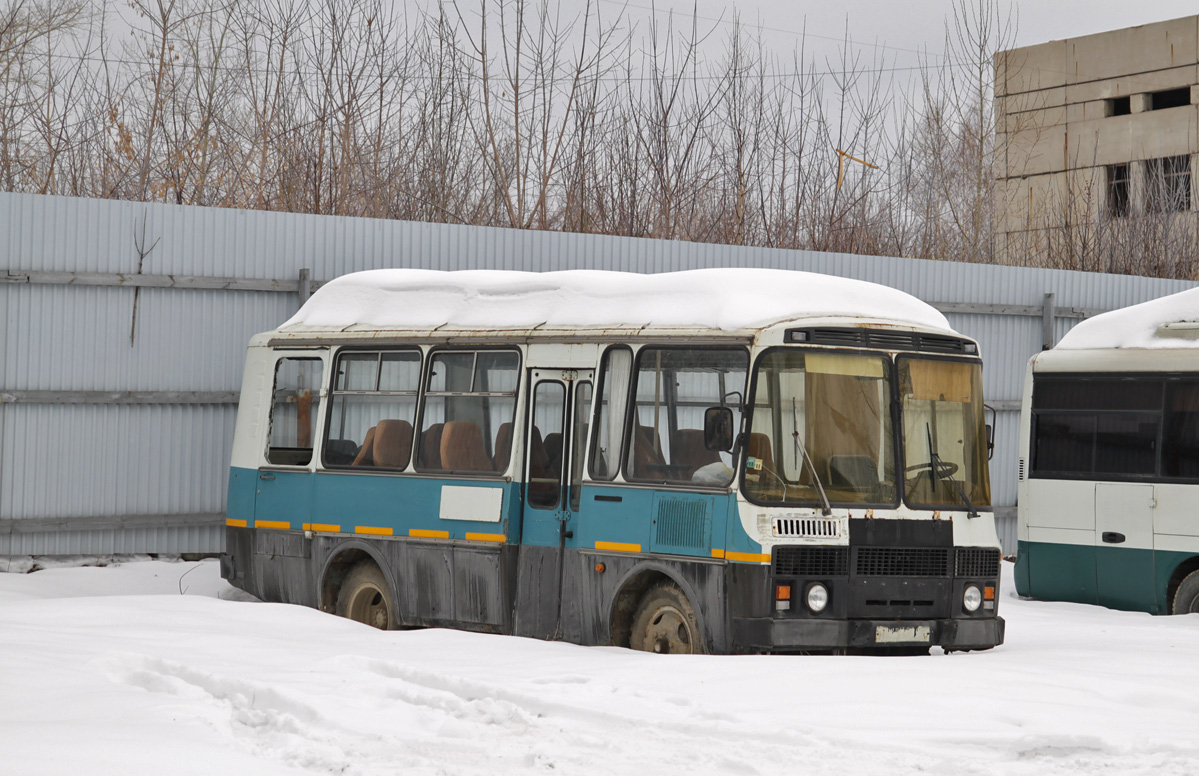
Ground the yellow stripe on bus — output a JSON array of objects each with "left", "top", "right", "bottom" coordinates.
[
  {"left": 225, "top": 518, "right": 247, "bottom": 528},
  {"left": 725, "top": 551, "right": 771, "bottom": 564},
  {"left": 254, "top": 520, "right": 290, "bottom": 530},
  {"left": 466, "top": 533, "right": 507, "bottom": 543},
  {"left": 711, "top": 548, "right": 725, "bottom": 559},
  {"left": 355, "top": 525, "right": 394, "bottom": 536},
  {"left": 410, "top": 529, "right": 450, "bottom": 539},
  {"left": 595, "top": 541, "right": 641, "bottom": 554},
  {"left": 303, "top": 523, "right": 341, "bottom": 533}
]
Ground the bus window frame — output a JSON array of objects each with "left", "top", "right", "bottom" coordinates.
[
  {"left": 264, "top": 352, "right": 328, "bottom": 469},
  {"left": 1029, "top": 371, "right": 1199, "bottom": 485},
  {"left": 413, "top": 345, "right": 522, "bottom": 478},
  {"left": 588, "top": 345, "right": 634, "bottom": 483},
  {"left": 621, "top": 343, "right": 750, "bottom": 489},
  {"left": 896, "top": 353, "right": 990, "bottom": 511},
  {"left": 740, "top": 345, "right": 902, "bottom": 510},
  {"left": 320, "top": 345, "right": 424, "bottom": 472}
]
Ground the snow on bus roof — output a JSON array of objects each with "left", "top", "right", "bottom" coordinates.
[
  {"left": 1056, "top": 286, "right": 1199, "bottom": 350},
  {"left": 281, "top": 268, "right": 951, "bottom": 333}
]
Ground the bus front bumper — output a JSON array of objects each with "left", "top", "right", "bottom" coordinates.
[{"left": 732, "top": 615, "right": 1005, "bottom": 653}]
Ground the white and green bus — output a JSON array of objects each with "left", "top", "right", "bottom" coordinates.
[
  {"left": 1016, "top": 288, "right": 1199, "bottom": 614},
  {"left": 222, "top": 268, "right": 1004, "bottom": 653}
]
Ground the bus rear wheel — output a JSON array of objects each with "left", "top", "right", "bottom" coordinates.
[
  {"left": 630, "top": 582, "right": 705, "bottom": 654},
  {"left": 1172, "top": 570, "right": 1199, "bottom": 614},
  {"left": 336, "top": 562, "right": 394, "bottom": 629}
]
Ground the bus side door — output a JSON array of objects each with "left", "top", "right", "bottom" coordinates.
[
  {"left": 513, "top": 369, "right": 593, "bottom": 638},
  {"left": 1095, "top": 482, "right": 1158, "bottom": 611}
]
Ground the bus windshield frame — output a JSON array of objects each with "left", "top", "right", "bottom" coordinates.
[
  {"left": 897, "top": 355, "right": 991, "bottom": 510},
  {"left": 741, "top": 347, "right": 899, "bottom": 508}
]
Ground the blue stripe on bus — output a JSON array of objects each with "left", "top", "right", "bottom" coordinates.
[
  {"left": 227, "top": 466, "right": 764, "bottom": 559},
  {"left": 1016, "top": 539, "right": 1198, "bottom": 614}
]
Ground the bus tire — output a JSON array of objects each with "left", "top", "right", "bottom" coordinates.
[
  {"left": 629, "top": 582, "right": 705, "bottom": 654},
  {"left": 336, "top": 562, "right": 395, "bottom": 629},
  {"left": 1172, "top": 570, "right": 1199, "bottom": 615}
]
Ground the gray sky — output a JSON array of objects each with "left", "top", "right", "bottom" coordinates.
[{"left": 588, "top": 0, "right": 1199, "bottom": 71}]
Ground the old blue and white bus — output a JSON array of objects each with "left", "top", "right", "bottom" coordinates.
[
  {"left": 1016, "top": 288, "right": 1199, "bottom": 615},
  {"left": 222, "top": 268, "right": 1004, "bottom": 653}
]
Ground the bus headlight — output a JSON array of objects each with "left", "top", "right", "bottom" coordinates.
[
  {"left": 806, "top": 583, "right": 829, "bottom": 613},
  {"left": 963, "top": 585, "right": 982, "bottom": 613}
]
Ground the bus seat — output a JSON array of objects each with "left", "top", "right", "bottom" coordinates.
[
  {"left": 352, "top": 426, "right": 377, "bottom": 466},
  {"left": 746, "top": 433, "right": 775, "bottom": 473},
  {"left": 373, "top": 419, "right": 413, "bottom": 469},
  {"left": 441, "top": 421, "right": 494, "bottom": 472},
  {"left": 493, "top": 423, "right": 514, "bottom": 472},
  {"left": 543, "top": 432, "right": 563, "bottom": 477},
  {"left": 827, "top": 454, "right": 878, "bottom": 491},
  {"left": 419, "top": 423, "right": 444, "bottom": 469},
  {"left": 631, "top": 424, "right": 665, "bottom": 478},
  {"left": 671, "top": 429, "right": 720, "bottom": 474}
]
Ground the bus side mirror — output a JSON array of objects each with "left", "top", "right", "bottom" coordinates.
[
  {"left": 984, "top": 404, "right": 996, "bottom": 460},
  {"left": 704, "top": 406, "right": 734, "bottom": 452}
]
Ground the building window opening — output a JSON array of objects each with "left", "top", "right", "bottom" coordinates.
[
  {"left": 1106, "top": 164, "right": 1130, "bottom": 218},
  {"left": 1150, "top": 87, "right": 1190, "bottom": 111},
  {"left": 1147, "top": 155, "right": 1191, "bottom": 213},
  {"left": 1107, "top": 96, "right": 1131, "bottom": 116}
]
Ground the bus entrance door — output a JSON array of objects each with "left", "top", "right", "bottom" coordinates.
[{"left": 514, "top": 369, "right": 594, "bottom": 639}]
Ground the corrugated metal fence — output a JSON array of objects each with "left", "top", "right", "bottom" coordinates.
[{"left": 3, "top": 192, "right": 1195, "bottom": 556}]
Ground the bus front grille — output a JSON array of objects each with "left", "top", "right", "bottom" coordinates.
[
  {"left": 955, "top": 547, "right": 1001, "bottom": 578},
  {"left": 772, "top": 546, "right": 849, "bottom": 576},
  {"left": 855, "top": 547, "right": 951, "bottom": 577}
]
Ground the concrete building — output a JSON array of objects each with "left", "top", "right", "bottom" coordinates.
[{"left": 995, "top": 16, "right": 1199, "bottom": 269}]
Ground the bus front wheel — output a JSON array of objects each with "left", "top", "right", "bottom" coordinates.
[
  {"left": 1172, "top": 570, "right": 1199, "bottom": 615},
  {"left": 630, "top": 582, "right": 705, "bottom": 654},
  {"left": 336, "top": 562, "right": 395, "bottom": 629}
]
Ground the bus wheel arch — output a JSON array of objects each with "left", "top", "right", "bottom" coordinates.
[
  {"left": 319, "top": 542, "right": 399, "bottom": 627},
  {"left": 1169, "top": 562, "right": 1199, "bottom": 615},
  {"left": 608, "top": 565, "right": 707, "bottom": 653}
]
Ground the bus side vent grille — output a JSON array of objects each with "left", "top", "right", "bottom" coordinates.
[
  {"left": 773, "top": 517, "right": 841, "bottom": 539},
  {"left": 955, "top": 548, "right": 1001, "bottom": 578},
  {"left": 654, "top": 500, "right": 708, "bottom": 548},
  {"left": 1019, "top": 458, "right": 1025, "bottom": 481},
  {"left": 918, "top": 334, "right": 969, "bottom": 353},
  {"left": 869, "top": 331, "right": 918, "bottom": 349},
  {"left": 810, "top": 328, "right": 865, "bottom": 345},
  {"left": 772, "top": 546, "right": 849, "bottom": 576},
  {"left": 855, "top": 547, "right": 950, "bottom": 577}
]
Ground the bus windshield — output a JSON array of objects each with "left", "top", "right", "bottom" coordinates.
[
  {"left": 744, "top": 350, "right": 897, "bottom": 506},
  {"left": 898, "top": 357, "right": 991, "bottom": 508}
]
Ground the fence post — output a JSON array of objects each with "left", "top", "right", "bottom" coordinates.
[
  {"left": 1042, "top": 292, "right": 1056, "bottom": 350},
  {"left": 298, "top": 268, "right": 312, "bottom": 309}
]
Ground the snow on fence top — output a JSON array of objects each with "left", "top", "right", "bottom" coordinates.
[
  {"left": 281, "top": 268, "right": 952, "bottom": 333},
  {"left": 1057, "top": 286, "right": 1199, "bottom": 350}
]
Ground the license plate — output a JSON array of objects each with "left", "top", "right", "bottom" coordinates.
[{"left": 874, "top": 624, "right": 931, "bottom": 644}]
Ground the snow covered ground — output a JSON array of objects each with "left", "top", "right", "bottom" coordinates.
[{"left": 2, "top": 558, "right": 1197, "bottom": 775}]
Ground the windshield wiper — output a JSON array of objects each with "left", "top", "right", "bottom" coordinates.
[
  {"left": 925, "top": 423, "right": 978, "bottom": 519},
  {"left": 794, "top": 398, "right": 831, "bottom": 516}
]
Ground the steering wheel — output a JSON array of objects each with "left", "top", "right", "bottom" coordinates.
[{"left": 905, "top": 460, "right": 959, "bottom": 477}]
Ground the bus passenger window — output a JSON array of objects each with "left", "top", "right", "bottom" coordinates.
[
  {"left": 267, "top": 357, "right": 324, "bottom": 466},
  {"left": 570, "top": 382, "right": 593, "bottom": 511},
  {"left": 590, "top": 348, "right": 632, "bottom": 481},
  {"left": 626, "top": 347, "right": 748, "bottom": 486},
  {"left": 1163, "top": 381, "right": 1199, "bottom": 478},
  {"left": 418, "top": 350, "right": 519, "bottom": 474},
  {"left": 325, "top": 350, "right": 420, "bottom": 470},
  {"left": 529, "top": 382, "right": 566, "bottom": 508}
]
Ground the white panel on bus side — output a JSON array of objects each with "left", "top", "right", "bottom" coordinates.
[
  {"left": 439, "top": 486, "right": 504, "bottom": 522},
  {"left": 525, "top": 342, "right": 601, "bottom": 368},
  {"left": 1152, "top": 484, "right": 1199, "bottom": 550}
]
